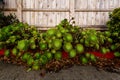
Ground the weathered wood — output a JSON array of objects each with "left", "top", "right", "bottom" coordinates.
[
  {"left": 30, "top": 0, "right": 35, "bottom": 25},
  {"left": 4, "top": 8, "right": 17, "bottom": 11},
  {"left": 34, "top": 0, "right": 39, "bottom": 26},
  {"left": 35, "top": 25, "right": 107, "bottom": 28},
  {"left": 17, "top": 0, "right": 22, "bottom": 22},
  {"left": 75, "top": 9, "right": 113, "bottom": 12},
  {"left": 22, "top": 8, "right": 70, "bottom": 12},
  {"left": 36, "top": 25, "right": 108, "bottom": 31},
  {"left": 22, "top": 0, "right": 26, "bottom": 23},
  {"left": 3, "top": 0, "right": 120, "bottom": 30},
  {"left": 4, "top": 8, "right": 113, "bottom": 12},
  {"left": 69, "top": 0, "right": 75, "bottom": 19}
]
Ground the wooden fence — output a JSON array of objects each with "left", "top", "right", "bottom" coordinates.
[{"left": 3, "top": 0, "right": 120, "bottom": 30}]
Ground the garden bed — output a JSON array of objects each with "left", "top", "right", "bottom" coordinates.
[{"left": 0, "top": 8, "right": 120, "bottom": 74}]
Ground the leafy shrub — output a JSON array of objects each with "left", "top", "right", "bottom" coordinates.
[
  {"left": 0, "top": 0, "right": 5, "bottom": 11},
  {"left": 0, "top": 12, "right": 19, "bottom": 28},
  {"left": 107, "top": 8, "right": 120, "bottom": 43},
  {"left": 0, "top": 0, "right": 19, "bottom": 28},
  {"left": 0, "top": 18, "right": 120, "bottom": 71},
  {"left": 0, "top": 23, "right": 40, "bottom": 49}
]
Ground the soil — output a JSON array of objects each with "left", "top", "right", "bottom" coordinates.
[{"left": 0, "top": 61, "right": 120, "bottom": 80}]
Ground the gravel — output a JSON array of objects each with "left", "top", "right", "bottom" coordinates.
[{"left": 0, "top": 61, "right": 120, "bottom": 80}]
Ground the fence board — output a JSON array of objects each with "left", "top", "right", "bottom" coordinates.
[
  {"left": 56, "top": 12, "right": 61, "bottom": 25},
  {"left": 3, "top": 0, "right": 120, "bottom": 30},
  {"left": 30, "top": 0, "right": 35, "bottom": 25},
  {"left": 17, "top": 0, "right": 22, "bottom": 22}
]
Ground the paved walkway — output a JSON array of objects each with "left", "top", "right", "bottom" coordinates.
[{"left": 0, "top": 61, "right": 120, "bottom": 80}]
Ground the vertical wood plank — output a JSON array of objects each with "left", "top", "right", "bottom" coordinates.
[
  {"left": 42, "top": 0, "right": 47, "bottom": 9},
  {"left": 98, "top": 13, "right": 101, "bottom": 25},
  {"left": 39, "top": 0, "right": 43, "bottom": 9},
  {"left": 102, "top": 12, "right": 105, "bottom": 25},
  {"left": 52, "top": 0, "right": 56, "bottom": 9},
  {"left": 96, "top": 0, "right": 100, "bottom": 10},
  {"left": 60, "top": 12, "right": 65, "bottom": 21},
  {"left": 17, "top": 0, "right": 23, "bottom": 22},
  {"left": 39, "top": 0, "right": 43, "bottom": 26},
  {"left": 38, "top": 12, "right": 43, "bottom": 26},
  {"left": 31, "top": 0, "right": 35, "bottom": 25},
  {"left": 105, "top": 0, "right": 109, "bottom": 10},
  {"left": 65, "top": 12, "right": 70, "bottom": 20},
  {"left": 47, "top": 0, "right": 51, "bottom": 9},
  {"left": 119, "top": 0, "right": 120, "bottom": 7},
  {"left": 109, "top": 0, "right": 114, "bottom": 9},
  {"left": 69, "top": 0, "right": 75, "bottom": 19},
  {"left": 56, "top": 0, "right": 61, "bottom": 9},
  {"left": 22, "top": 0, "right": 26, "bottom": 8},
  {"left": 35, "top": 12, "right": 38, "bottom": 26},
  {"left": 8, "top": 0, "right": 10, "bottom": 8},
  {"left": 61, "top": 0, "right": 65, "bottom": 9},
  {"left": 56, "top": 0, "right": 61, "bottom": 25},
  {"left": 78, "top": 12, "right": 82, "bottom": 26},
  {"left": 87, "top": 12, "right": 91, "bottom": 25},
  {"left": 35, "top": 0, "right": 39, "bottom": 26},
  {"left": 42, "top": 12, "right": 48, "bottom": 26},
  {"left": 66, "top": 0, "right": 69, "bottom": 9},
  {"left": 84, "top": 0, "right": 88, "bottom": 9},
  {"left": 80, "top": 0, "right": 84, "bottom": 9},
  {"left": 91, "top": 12, "right": 95, "bottom": 25},
  {"left": 99, "top": 12, "right": 103, "bottom": 25},
  {"left": 114, "top": 0, "right": 118, "bottom": 8},
  {"left": 23, "top": 0, "right": 26, "bottom": 23},
  {"left": 9, "top": 0, "right": 12, "bottom": 8},
  {"left": 48, "top": 12, "right": 51, "bottom": 26},
  {"left": 60, "top": 0, "right": 65, "bottom": 23},
  {"left": 52, "top": 12, "right": 56, "bottom": 26},
  {"left": 92, "top": 0, "right": 96, "bottom": 10},
  {"left": 81, "top": 12, "right": 84, "bottom": 26},
  {"left": 75, "top": 12, "right": 79, "bottom": 25},
  {"left": 83, "top": 12, "right": 87, "bottom": 25},
  {"left": 26, "top": 0, "right": 31, "bottom": 24},
  {"left": 75, "top": 0, "right": 79, "bottom": 9},
  {"left": 14, "top": 0, "right": 17, "bottom": 8},
  {"left": 50, "top": 0, "right": 57, "bottom": 26},
  {"left": 105, "top": 12, "right": 109, "bottom": 24},
  {"left": 56, "top": 12, "right": 61, "bottom": 25},
  {"left": 95, "top": 12, "right": 99, "bottom": 25}
]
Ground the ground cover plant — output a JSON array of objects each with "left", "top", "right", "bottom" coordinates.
[{"left": 0, "top": 8, "right": 120, "bottom": 73}]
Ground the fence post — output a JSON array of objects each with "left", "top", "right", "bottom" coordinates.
[
  {"left": 69, "top": 0, "right": 75, "bottom": 19},
  {"left": 17, "top": 0, "right": 22, "bottom": 22}
]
